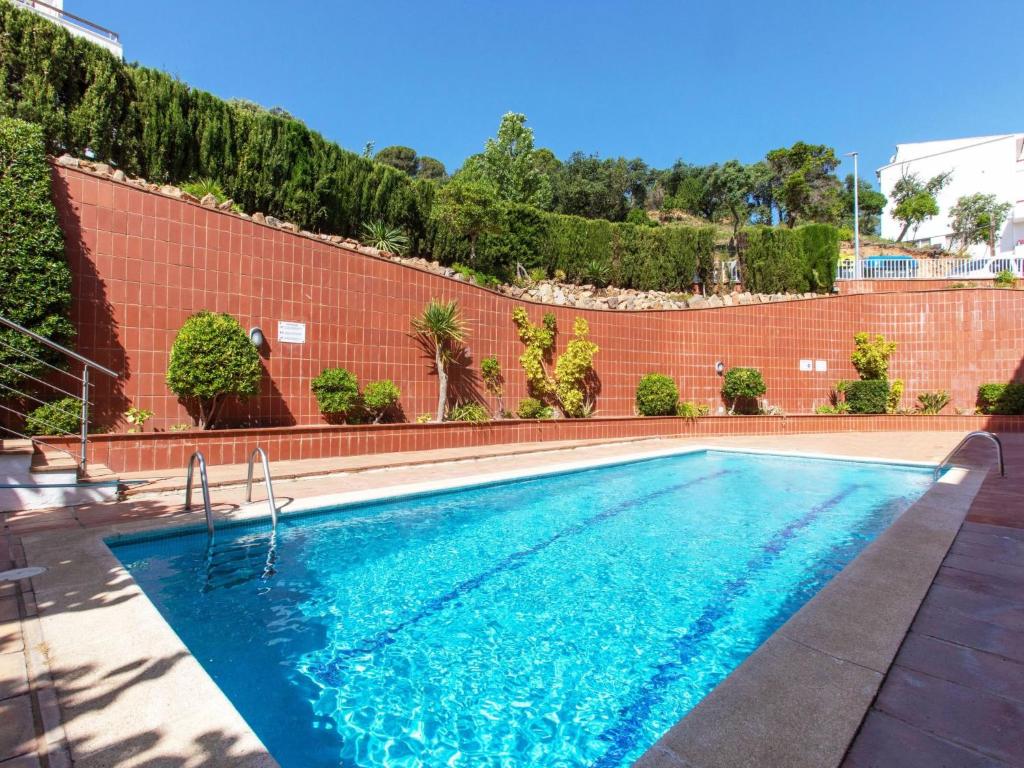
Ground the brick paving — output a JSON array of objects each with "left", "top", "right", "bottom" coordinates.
[{"left": 843, "top": 436, "right": 1024, "bottom": 767}]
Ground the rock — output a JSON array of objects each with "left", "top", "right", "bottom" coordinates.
[
  {"left": 737, "top": 292, "right": 752, "bottom": 305},
  {"left": 721, "top": 294, "right": 734, "bottom": 306},
  {"left": 56, "top": 154, "right": 80, "bottom": 168},
  {"left": 265, "top": 215, "right": 282, "bottom": 227},
  {"left": 606, "top": 296, "right": 619, "bottom": 309},
  {"left": 160, "top": 184, "right": 183, "bottom": 199},
  {"left": 280, "top": 221, "right": 297, "bottom": 232},
  {"left": 707, "top": 295, "right": 724, "bottom": 308},
  {"left": 329, "top": 235, "right": 344, "bottom": 244},
  {"left": 300, "top": 230, "right": 317, "bottom": 238},
  {"left": 238, "top": 212, "right": 251, "bottom": 220},
  {"left": 218, "top": 198, "right": 235, "bottom": 211},
  {"left": 687, "top": 295, "right": 708, "bottom": 309},
  {"left": 112, "top": 170, "right": 126, "bottom": 182},
  {"left": 94, "top": 163, "right": 111, "bottom": 175},
  {"left": 252, "top": 212, "right": 266, "bottom": 224},
  {"left": 200, "top": 193, "right": 218, "bottom": 208}
]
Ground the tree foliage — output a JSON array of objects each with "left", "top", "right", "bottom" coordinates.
[
  {"left": 839, "top": 174, "right": 887, "bottom": 235},
  {"left": 765, "top": 142, "right": 841, "bottom": 227},
  {"left": 458, "top": 112, "right": 553, "bottom": 208},
  {"left": 551, "top": 152, "right": 652, "bottom": 221},
  {"left": 411, "top": 300, "right": 468, "bottom": 422},
  {"left": 165, "top": 312, "right": 262, "bottom": 429},
  {"left": 311, "top": 367, "right": 360, "bottom": 420},
  {"left": 948, "top": 193, "right": 1012, "bottom": 254},
  {"left": 430, "top": 179, "right": 501, "bottom": 261},
  {"left": 512, "top": 308, "right": 598, "bottom": 418},
  {"left": 890, "top": 170, "right": 951, "bottom": 242},
  {"left": 0, "top": 117, "right": 74, "bottom": 390},
  {"left": 722, "top": 367, "right": 766, "bottom": 414}
]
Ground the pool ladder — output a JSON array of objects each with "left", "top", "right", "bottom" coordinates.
[
  {"left": 933, "top": 431, "right": 1005, "bottom": 481},
  {"left": 184, "top": 447, "right": 278, "bottom": 536}
]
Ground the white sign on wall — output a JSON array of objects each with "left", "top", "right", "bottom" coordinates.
[
  {"left": 799, "top": 359, "right": 813, "bottom": 372},
  {"left": 815, "top": 360, "right": 828, "bottom": 372},
  {"left": 277, "top": 321, "right": 306, "bottom": 344}
]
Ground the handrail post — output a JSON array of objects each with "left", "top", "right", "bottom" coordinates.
[
  {"left": 184, "top": 451, "right": 214, "bottom": 536},
  {"left": 245, "top": 447, "right": 278, "bottom": 527},
  {"left": 79, "top": 365, "right": 89, "bottom": 472},
  {"left": 933, "top": 431, "right": 1005, "bottom": 481}
]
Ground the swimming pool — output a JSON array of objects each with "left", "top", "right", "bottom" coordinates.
[{"left": 110, "top": 449, "right": 932, "bottom": 767}]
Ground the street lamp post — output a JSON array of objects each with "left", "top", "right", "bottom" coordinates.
[{"left": 845, "top": 151, "right": 860, "bottom": 266}]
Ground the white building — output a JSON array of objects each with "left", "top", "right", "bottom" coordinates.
[
  {"left": 877, "top": 134, "right": 1024, "bottom": 258},
  {"left": 10, "top": 0, "right": 122, "bottom": 58}
]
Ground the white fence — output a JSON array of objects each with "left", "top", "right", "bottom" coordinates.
[{"left": 836, "top": 256, "right": 1024, "bottom": 281}]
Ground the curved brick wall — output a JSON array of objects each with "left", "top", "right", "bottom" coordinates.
[{"left": 52, "top": 165, "right": 1024, "bottom": 432}]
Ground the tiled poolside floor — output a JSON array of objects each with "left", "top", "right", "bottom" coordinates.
[
  {"left": 842, "top": 439, "right": 1024, "bottom": 768},
  {"left": 0, "top": 431, "right": 1016, "bottom": 767}
]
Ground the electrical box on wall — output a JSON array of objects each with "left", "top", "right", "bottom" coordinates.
[
  {"left": 815, "top": 360, "right": 828, "bottom": 372},
  {"left": 799, "top": 359, "right": 813, "bottom": 372}
]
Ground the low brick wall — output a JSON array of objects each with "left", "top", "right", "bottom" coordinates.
[
  {"left": 837, "top": 279, "right": 1000, "bottom": 294},
  {"left": 49, "top": 415, "right": 1023, "bottom": 474}
]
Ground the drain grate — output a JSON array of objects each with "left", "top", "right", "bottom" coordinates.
[{"left": 0, "top": 566, "right": 46, "bottom": 582}]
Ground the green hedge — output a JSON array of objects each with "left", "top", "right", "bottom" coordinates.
[
  {"left": 430, "top": 205, "right": 716, "bottom": 290},
  {"left": 740, "top": 224, "right": 840, "bottom": 294},
  {"left": 799, "top": 223, "right": 840, "bottom": 292},
  {"left": 845, "top": 379, "right": 890, "bottom": 414},
  {"left": 0, "top": 2, "right": 433, "bottom": 248},
  {"left": 977, "top": 383, "right": 1024, "bottom": 415},
  {"left": 0, "top": 117, "right": 74, "bottom": 390}
]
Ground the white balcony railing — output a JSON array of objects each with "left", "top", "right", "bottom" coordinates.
[
  {"left": 11, "top": 0, "right": 121, "bottom": 57},
  {"left": 836, "top": 256, "right": 1024, "bottom": 281}
]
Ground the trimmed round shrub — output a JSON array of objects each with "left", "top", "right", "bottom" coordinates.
[
  {"left": 635, "top": 373, "right": 679, "bottom": 416},
  {"left": 977, "top": 382, "right": 1024, "bottom": 415},
  {"left": 310, "top": 367, "right": 360, "bottom": 420},
  {"left": 845, "top": 379, "right": 890, "bottom": 414},
  {"left": 165, "top": 312, "right": 262, "bottom": 429},
  {"left": 24, "top": 397, "right": 81, "bottom": 436},
  {"left": 447, "top": 402, "right": 489, "bottom": 423},
  {"left": 516, "top": 397, "right": 553, "bottom": 419},
  {"left": 362, "top": 379, "right": 401, "bottom": 423},
  {"left": 722, "top": 367, "right": 766, "bottom": 414}
]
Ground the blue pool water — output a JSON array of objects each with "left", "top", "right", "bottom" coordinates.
[{"left": 111, "top": 450, "right": 932, "bottom": 767}]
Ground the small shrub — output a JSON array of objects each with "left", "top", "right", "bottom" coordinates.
[
  {"left": 677, "top": 401, "right": 710, "bottom": 419},
  {"left": 481, "top": 355, "right": 505, "bottom": 416},
  {"left": 994, "top": 270, "right": 1016, "bottom": 288},
  {"left": 582, "top": 259, "right": 611, "bottom": 287},
  {"left": 528, "top": 267, "right": 548, "bottom": 283},
  {"left": 517, "top": 397, "right": 553, "bottom": 419},
  {"left": 311, "top": 367, "right": 360, "bottom": 419},
  {"left": 416, "top": 413, "right": 432, "bottom": 424},
  {"left": 886, "top": 378, "right": 904, "bottom": 414},
  {"left": 165, "top": 311, "right": 262, "bottom": 429},
  {"left": 362, "top": 380, "right": 401, "bottom": 423},
  {"left": 851, "top": 332, "right": 896, "bottom": 380},
  {"left": 977, "top": 383, "right": 1024, "bottom": 415},
  {"left": 168, "top": 423, "right": 191, "bottom": 432},
  {"left": 845, "top": 379, "right": 890, "bottom": 414},
  {"left": 722, "top": 367, "right": 766, "bottom": 414},
  {"left": 635, "top": 374, "right": 679, "bottom": 416},
  {"left": 916, "top": 390, "right": 950, "bottom": 414},
  {"left": 447, "top": 402, "right": 489, "bottom": 423},
  {"left": 452, "top": 262, "right": 502, "bottom": 287},
  {"left": 124, "top": 406, "right": 154, "bottom": 433},
  {"left": 24, "top": 397, "right": 81, "bottom": 436},
  {"left": 361, "top": 220, "right": 409, "bottom": 255}
]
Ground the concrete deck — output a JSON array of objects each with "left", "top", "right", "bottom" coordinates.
[{"left": 0, "top": 431, "right": 1010, "bottom": 767}]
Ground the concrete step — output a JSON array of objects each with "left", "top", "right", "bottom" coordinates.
[{"left": 0, "top": 443, "right": 120, "bottom": 512}]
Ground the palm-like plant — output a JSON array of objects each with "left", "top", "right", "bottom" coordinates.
[
  {"left": 361, "top": 220, "right": 409, "bottom": 255},
  {"left": 411, "top": 300, "right": 468, "bottom": 422}
]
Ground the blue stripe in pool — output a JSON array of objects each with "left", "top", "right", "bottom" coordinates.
[{"left": 110, "top": 450, "right": 932, "bottom": 767}]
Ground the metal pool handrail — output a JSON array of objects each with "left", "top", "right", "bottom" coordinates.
[
  {"left": 184, "top": 451, "right": 215, "bottom": 535},
  {"left": 245, "top": 447, "right": 278, "bottom": 528},
  {"left": 934, "top": 431, "right": 1005, "bottom": 481}
]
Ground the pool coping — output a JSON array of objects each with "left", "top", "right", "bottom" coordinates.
[{"left": 18, "top": 444, "right": 981, "bottom": 768}]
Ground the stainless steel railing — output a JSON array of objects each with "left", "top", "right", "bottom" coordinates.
[
  {"left": 837, "top": 256, "right": 1024, "bottom": 281},
  {"left": 184, "top": 451, "right": 215, "bottom": 536},
  {"left": 0, "top": 314, "right": 119, "bottom": 471},
  {"left": 245, "top": 447, "right": 278, "bottom": 527},
  {"left": 933, "top": 431, "right": 1005, "bottom": 481}
]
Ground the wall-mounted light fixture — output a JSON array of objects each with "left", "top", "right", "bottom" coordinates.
[
  {"left": 715, "top": 360, "right": 725, "bottom": 376},
  {"left": 249, "top": 327, "right": 265, "bottom": 349}
]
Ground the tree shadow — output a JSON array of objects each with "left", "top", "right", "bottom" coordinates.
[{"left": 50, "top": 170, "right": 130, "bottom": 430}]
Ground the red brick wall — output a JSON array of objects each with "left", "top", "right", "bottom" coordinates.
[
  {"left": 52, "top": 165, "right": 1024, "bottom": 434},
  {"left": 837, "top": 279, "right": 1000, "bottom": 294}
]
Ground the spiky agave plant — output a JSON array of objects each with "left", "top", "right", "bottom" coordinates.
[
  {"left": 361, "top": 220, "right": 409, "bottom": 255},
  {"left": 411, "top": 300, "right": 468, "bottom": 422}
]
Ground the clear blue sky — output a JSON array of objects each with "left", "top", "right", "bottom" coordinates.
[{"left": 78, "top": 0, "right": 1023, "bottom": 188}]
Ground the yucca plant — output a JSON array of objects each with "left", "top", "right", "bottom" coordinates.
[
  {"left": 361, "top": 220, "right": 409, "bottom": 255},
  {"left": 181, "top": 177, "right": 227, "bottom": 202},
  {"left": 582, "top": 259, "right": 611, "bottom": 288},
  {"left": 411, "top": 300, "right": 468, "bottom": 422},
  {"left": 916, "top": 390, "right": 950, "bottom": 415}
]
